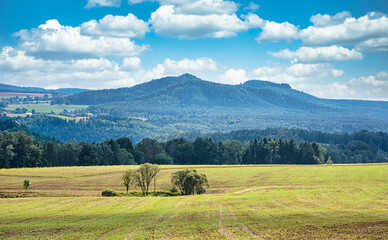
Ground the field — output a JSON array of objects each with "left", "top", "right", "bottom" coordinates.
[
  {"left": 5, "top": 104, "right": 89, "bottom": 114},
  {"left": 0, "top": 92, "right": 50, "bottom": 99},
  {"left": 0, "top": 164, "right": 387, "bottom": 239}
]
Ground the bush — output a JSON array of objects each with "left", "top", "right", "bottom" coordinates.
[
  {"left": 102, "top": 188, "right": 118, "bottom": 197},
  {"left": 151, "top": 153, "right": 174, "bottom": 165},
  {"left": 170, "top": 185, "right": 179, "bottom": 193},
  {"left": 124, "top": 190, "right": 181, "bottom": 197},
  {"left": 23, "top": 179, "right": 30, "bottom": 190}
]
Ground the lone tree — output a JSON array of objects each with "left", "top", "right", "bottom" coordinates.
[
  {"left": 23, "top": 179, "right": 30, "bottom": 190},
  {"left": 171, "top": 169, "right": 209, "bottom": 195},
  {"left": 122, "top": 169, "right": 133, "bottom": 193},
  {"left": 134, "top": 163, "right": 160, "bottom": 195}
]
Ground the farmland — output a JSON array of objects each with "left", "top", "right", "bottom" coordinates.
[
  {"left": 5, "top": 104, "right": 89, "bottom": 114},
  {"left": 0, "top": 164, "right": 387, "bottom": 239},
  {"left": 0, "top": 92, "right": 50, "bottom": 99}
]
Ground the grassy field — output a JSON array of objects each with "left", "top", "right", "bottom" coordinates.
[
  {"left": 5, "top": 104, "right": 89, "bottom": 114},
  {"left": 0, "top": 92, "right": 50, "bottom": 99},
  {"left": 5, "top": 113, "right": 87, "bottom": 122},
  {"left": 0, "top": 164, "right": 387, "bottom": 239}
]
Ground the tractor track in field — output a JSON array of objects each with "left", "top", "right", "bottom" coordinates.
[
  {"left": 218, "top": 204, "right": 238, "bottom": 240},
  {"left": 229, "top": 205, "right": 265, "bottom": 240}
]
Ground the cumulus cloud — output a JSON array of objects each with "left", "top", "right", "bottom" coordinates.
[
  {"left": 356, "top": 37, "right": 388, "bottom": 52},
  {"left": 252, "top": 65, "right": 351, "bottom": 99},
  {"left": 299, "top": 12, "right": 388, "bottom": 46},
  {"left": 310, "top": 11, "right": 352, "bottom": 27},
  {"left": 0, "top": 47, "right": 118, "bottom": 73},
  {"left": 251, "top": 63, "right": 388, "bottom": 100},
  {"left": 0, "top": 47, "right": 143, "bottom": 89},
  {"left": 146, "top": 57, "right": 219, "bottom": 79},
  {"left": 244, "top": 2, "right": 259, "bottom": 12},
  {"left": 14, "top": 19, "right": 148, "bottom": 59},
  {"left": 128, "top": 0, "right": 149, "bottom": 3},
  {"left": 319, "top": 71, "right": 388, "bottom": 100},
  {"left": 172, "top": 0, "right": 237, "bottom": 15},
  {"left": 81, "top": 14, "right": 149, "bottom": 38},
  {"left": 120, "top": 57, "right": 142, "bottom": 71},
  {"left": 251, "top": 63, "right": 343, "bottom": 84},
  {"left": 85, "top": 0, "right": 121, "bottom": 8},
  {"left": 0, "top": 47, "right": 46, "bottom": 71},
  {"left": 149, "top": 3, "right": 262, "bottom": 38},
  {"left": 218, "top": 68, "right": 248, "bottom": 84},
  {"left": 256, "top": 20, "right": 298, "bottom": 42},
  {"left": 270, "top": 45, "right": 363, "bottom": 63}
]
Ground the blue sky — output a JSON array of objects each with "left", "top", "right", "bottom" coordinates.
[{"left": 0, "top": 0, "right": 387, "bottom": 100}]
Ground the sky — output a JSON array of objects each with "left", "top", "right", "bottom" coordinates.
[{"left": 0, "top": 0, "right": 387, "bottom": 100}]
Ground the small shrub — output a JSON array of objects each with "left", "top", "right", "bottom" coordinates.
[
  {"left": 102, "top": 188, "right": 118, "bottom": 197},
  {"left": 23, "top": 179, "right": 30, "bottom": 190},
  {"left": 124, "top": 190, "right": 180, "bottom": 197},
  {"left": 170, "top": 185, "right": 178, "bottom": 193}
]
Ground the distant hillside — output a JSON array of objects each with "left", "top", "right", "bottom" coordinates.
[
  {"left": 0, "top": 83, "right": 88, "bottom": 94},
  {"left": 8, "top": 74, "right": 388, "bottom": 141},
  {"left": 65, "top": 74, "right": 201, "bottom": 105},
  {"left": 0, "top": 118, "right": 50, "bottom": 141}
]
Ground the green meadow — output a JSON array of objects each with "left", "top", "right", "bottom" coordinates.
[
  {"left": 5, "top": 104, "right": 89, "bottom": 114},
  {"left": 0, "top": 164, "right": 387, "bottom": 239}
]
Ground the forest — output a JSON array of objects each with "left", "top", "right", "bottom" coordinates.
[
  {"left": 0, "top": 130, "right": 328, "bottom": 168},
  {"left": 1, "top": 117, "right": 387, "bottom": 168}
]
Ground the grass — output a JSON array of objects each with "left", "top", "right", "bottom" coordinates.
[
  {"left": 5, "top": 104, "right": 89, "bottom": 114},
  {"left": 0, "top": 164, "right": 387, "bottom": 239}
]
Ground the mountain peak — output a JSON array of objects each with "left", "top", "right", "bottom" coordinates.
[
  {"left": 177, "top": 73, "right": 201, "bottom": 81},
  {"left": 243, "top": 80, "right": 291, "bottom": 89}
]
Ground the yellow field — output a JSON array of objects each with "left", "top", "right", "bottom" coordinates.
[{"left": 0, "top": 164, "right": 387, "bottom": 239}]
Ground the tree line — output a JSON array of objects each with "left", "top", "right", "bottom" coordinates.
[{"left": 0, "top": 130, "right": 329, "bottom": 168}]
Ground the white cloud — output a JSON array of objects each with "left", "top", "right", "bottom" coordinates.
[
  {"left": 256, "top": 20, "right": 298, "bottom": 42},
  {"left": 244, "top": 2, "right": 259, "bottom": 12},
  {"left": 0, "top": 47, "right": 45, "bottom": 71},
  {"left": 251, "top": 64, "right": 388, "bottom": 100},
  {"left": 149, "top": 4, "right": 262, "bottom": 39},
  {"left": 121, "top": 57, "right": 142, "bottom": 71},
  {"left": 147, "top": 57, "right": 219, "bottom": 79},
  {"left": 286, "top": 63, "right": 344, "bottom": 78},
  {"left": 356, "top": 37, "right": 388, "bottom": 52},
  {"left": 299, "top": 12, "right": 388, "bottom": 46},
  {"left": 14, "top": 19, "right": 148, "bottom": 59},
  {"left": 310, "top": 11, "right": 352, "bottom": 27},
  {"left": 316, "top": 71, "right": 388, "bottom": 100},
  {"left": 2, "top": 70, "right": 137, "bottom": 90},
  {"left": 218, "top": 68, "right": 247, "bottom": 84},
  {"left": 0, "top": 47, "right": 118, "bottom": 73},
  {"left": 270, "top": 45, "right": 363, "bottom": 63},
  {"left": 128, "top": 0, "right": 149, "bottom": 3},
  {"left": 297, "top": 82, "right": 356, "bottom": 99},
  {"left": 252, "top": 63, "right": 343, "bottom": 83},
  {"left": 173, "top": 0, "right": 237, "bottom": 15},
  {"left": 80, "top": 14, "right": 149, "bottom": 38},
  {"left": 85, "top": 0, "right": 121, "bottom": 8}
]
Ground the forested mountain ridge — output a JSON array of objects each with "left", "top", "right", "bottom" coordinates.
[
  {"left": 0, "top": 83, "right": 88, "bottom": 94},
  {"left": 3, "top": 74, "right": 388, "bottom": 142},
  {"left": 64, "top": 73, "right": 388, "bottom": 115},
  {"left": 64, "top": 74, "right": 202, "bottom": 105}
]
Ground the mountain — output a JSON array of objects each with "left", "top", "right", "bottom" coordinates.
[
  {"left": 65, "top": 73, "right": 201, "bottom": 105},
  {"left": 11, "top": 74, "right": 388, "bottom": 142},
  {"left": 65, "top": 74, "right": 387, "bottom": 117},
  {"left": 0, "top": 83, "right": 89, "bottom": 94}
]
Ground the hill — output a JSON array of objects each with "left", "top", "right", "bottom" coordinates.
[
  {"left": 5, "top": 74, "right": 388, "bottom": 141},
  {"left": 0, "top": 83, "right": 88, "bottom": 94}
]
